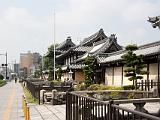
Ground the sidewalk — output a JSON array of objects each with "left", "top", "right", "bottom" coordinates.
[
  {"left": 0, "top": 80, "right": 24, "bottom": 120},
  {"left": 30, "top": 104, "right": 66, "bottom": 120},
  {"left": 0, "top": 80, "right": 66, "bottom": 120}
]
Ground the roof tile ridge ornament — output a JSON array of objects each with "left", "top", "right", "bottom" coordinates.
[
  {"left": 148, "top": 16, "right": 160, "bottom": 29},
  {"left": 80, "top": 28, "right": 107, "bottom": 46}
]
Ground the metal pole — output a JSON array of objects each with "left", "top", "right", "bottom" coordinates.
[
  {"left": 53, "top": 9, "right": 56, "bottom": 81},
  {"left": 6, "top": 52, "right": 7, "bottom": 80}
]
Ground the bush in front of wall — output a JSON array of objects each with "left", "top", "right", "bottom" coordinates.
[
  {"left": 123, "top": 85, "right": 135, "bottom": 90},
  {"left": 88, "top": 84, "right": 100, "bottom": 90},
  {"left": 0, "top": 74, "right": 4, "bottom": 80},
  {"left": 88, "top": 84, "right": 124, "bottom": 91},
  {"left": 74, "top": 83, "right": 86, "bottom": 91},
  {"left": 0, "top": 80, "right": 6, "bottom": 87}
]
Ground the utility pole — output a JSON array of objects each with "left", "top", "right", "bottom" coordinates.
[
  {"left": 53, "top": 9, "right": 56, "bottom": 81},
  {"left": 6, "top": 52, "right": 7, "bottom": 80}
]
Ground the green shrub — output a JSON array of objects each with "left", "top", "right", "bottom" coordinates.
[
  {"left": 127, "top": 92, "right": 135, "bottom": 99},
  {"left": 0, "top": 74, "right": 4, "bottom": 80},
  {"left": 51, "top": 79, "right": 62, "bottom": 85},
  {"left": 109, "top": 92, "right": 120, "bottom": 99},
  {"left": 98, "top": 84, "right": 123, "bottom": 90},
  {"left": 74, "top": 83, "right": 86, "bottom": 91},
  {"left": 123, "top": 85, "right": 135, "bottom": 90},
  {"left": 88, "top": 84, "right": 124, "bottom": 91},
  {"left": 0, "top": 80, "right": 6, "bottom": 87},
  {"left": 88, "top": 84, "right": 100, "bottom": 90}
]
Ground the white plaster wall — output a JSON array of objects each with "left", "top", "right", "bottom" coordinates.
[
  {"left": 141, "top": 65, "right": 147, "bottom": 80},
  {"left": 105, "top": 67, "right": 113, "bottom": 85},
  {"left": 149, "top": 63, "right": 158, "bottom": 82},
  {"left": 104, "top": 63, "right": 158, "bottom": 86},
  {"left": 114, "top": 67, "right": 122, "bottom": 86},
  {"left": 123, "top": 67, "right": 133, "bottom": 86}
]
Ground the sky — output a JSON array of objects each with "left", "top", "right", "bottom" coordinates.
[{"left": 0, "top": 0, "right": 159, "bottom": 64}]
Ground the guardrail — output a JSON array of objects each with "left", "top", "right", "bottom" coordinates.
[
  {"left": 22, "top": 95, "right": 30, "bottom": 120},
  {"left": 66, "top": 92, "right": 160, "bottom": 120},
  {"left": 23, "top": 79, "right": 73, "bottom": 104}
]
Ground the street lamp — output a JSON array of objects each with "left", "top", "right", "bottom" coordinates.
[
  {"left": 0, "top": 52, "right": 8, "bottom": 80},
  {"left": 68, "top": 70, "right": 73, "bottom": 81}
]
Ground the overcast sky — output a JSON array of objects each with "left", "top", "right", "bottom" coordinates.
[{"left": 0, "top": 0, "right": 160, "bottom": 64}]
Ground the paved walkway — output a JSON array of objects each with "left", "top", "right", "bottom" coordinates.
[
  {"left": 30, "top": 104, "right": 66, "bottom": 120},
  {"left": 0, "top": 80, "right": 66, "bottom": 120},
  {"left": 0, "top": 80, "right": 24, "bottom": 120}
]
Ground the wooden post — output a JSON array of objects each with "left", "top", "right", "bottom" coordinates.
[
  {"left": 151, "top": 80, "right": 153, "bottom": 88},
  {"left": 142, "top": 80, "right": 144, "bottom": 91},
  {"left": 38, "top": 84, "right": 41, "bottom": 105},
  {"left": 145, "top": 80, "right": 147, "bottom": 91}
]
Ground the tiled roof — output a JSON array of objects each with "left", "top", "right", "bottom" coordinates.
[
  {"left": 76, "top": 37, "right": 122, "bottom": 62},
  {"left": 68, "top": 64, "right": 85, "bottom": 69},
  {"left": 56, "top": 37, "right": 75, "bottom": 50},
  {"left": 80, "top": 29, "right": 107, "bottom": 46},
  {"left": 61, "top": 64, "right": 85, "bottom": 70},
  {"left": 98, "top": 40, "right": 160, "bottom": 63},
  {"left": 56, "top": 49, "right": 72, "bottom": 59},
  {"left": 73, "top": 46, "right": 93, "bottom": 52}
]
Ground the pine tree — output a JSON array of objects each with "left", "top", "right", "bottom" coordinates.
[{"left": 121, "top": 44, "right": 147, "bottom": 86}]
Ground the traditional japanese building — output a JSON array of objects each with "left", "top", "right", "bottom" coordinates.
[
  {"left": 55, "top": 29, "right": 122, "bottom": 82},
  {"left": 97, "top": 40, "right": 160, "bottom": 86}
]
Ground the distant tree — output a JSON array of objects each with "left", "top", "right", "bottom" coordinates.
[
  {"left": 121, "top": 44, "right": 147, "bottom": 86},
  {"left": 34, "top": 69, "right": 41, "bottom": 78},
  {"left": 83, "top": 56, "right": 95, "bottom": 87},
  {"left": 43, "top": 44, "right": 59, "bottom": 80},
  {"left": 0, "top": 74, "right": 4, "bottom": 80},
  {"left": 56, "top": 65, "right": 62, "bottom": 80}
]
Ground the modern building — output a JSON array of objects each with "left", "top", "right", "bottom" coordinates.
[
  {"left": 13, "top": 63, "right": 20, "bottom": 76},
  {"left": 20, "top": 51, "right": 42, "bottom": 78}
]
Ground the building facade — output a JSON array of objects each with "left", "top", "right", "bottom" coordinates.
[
  {"left": 97, "top": 41, "right": 160, "bottom": 86},
  {"left": 20, "top": 51, "right": 42, "bottom": 78},
  {"left": 55, "top": 29, "right": 122, "bottom": 83}
]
